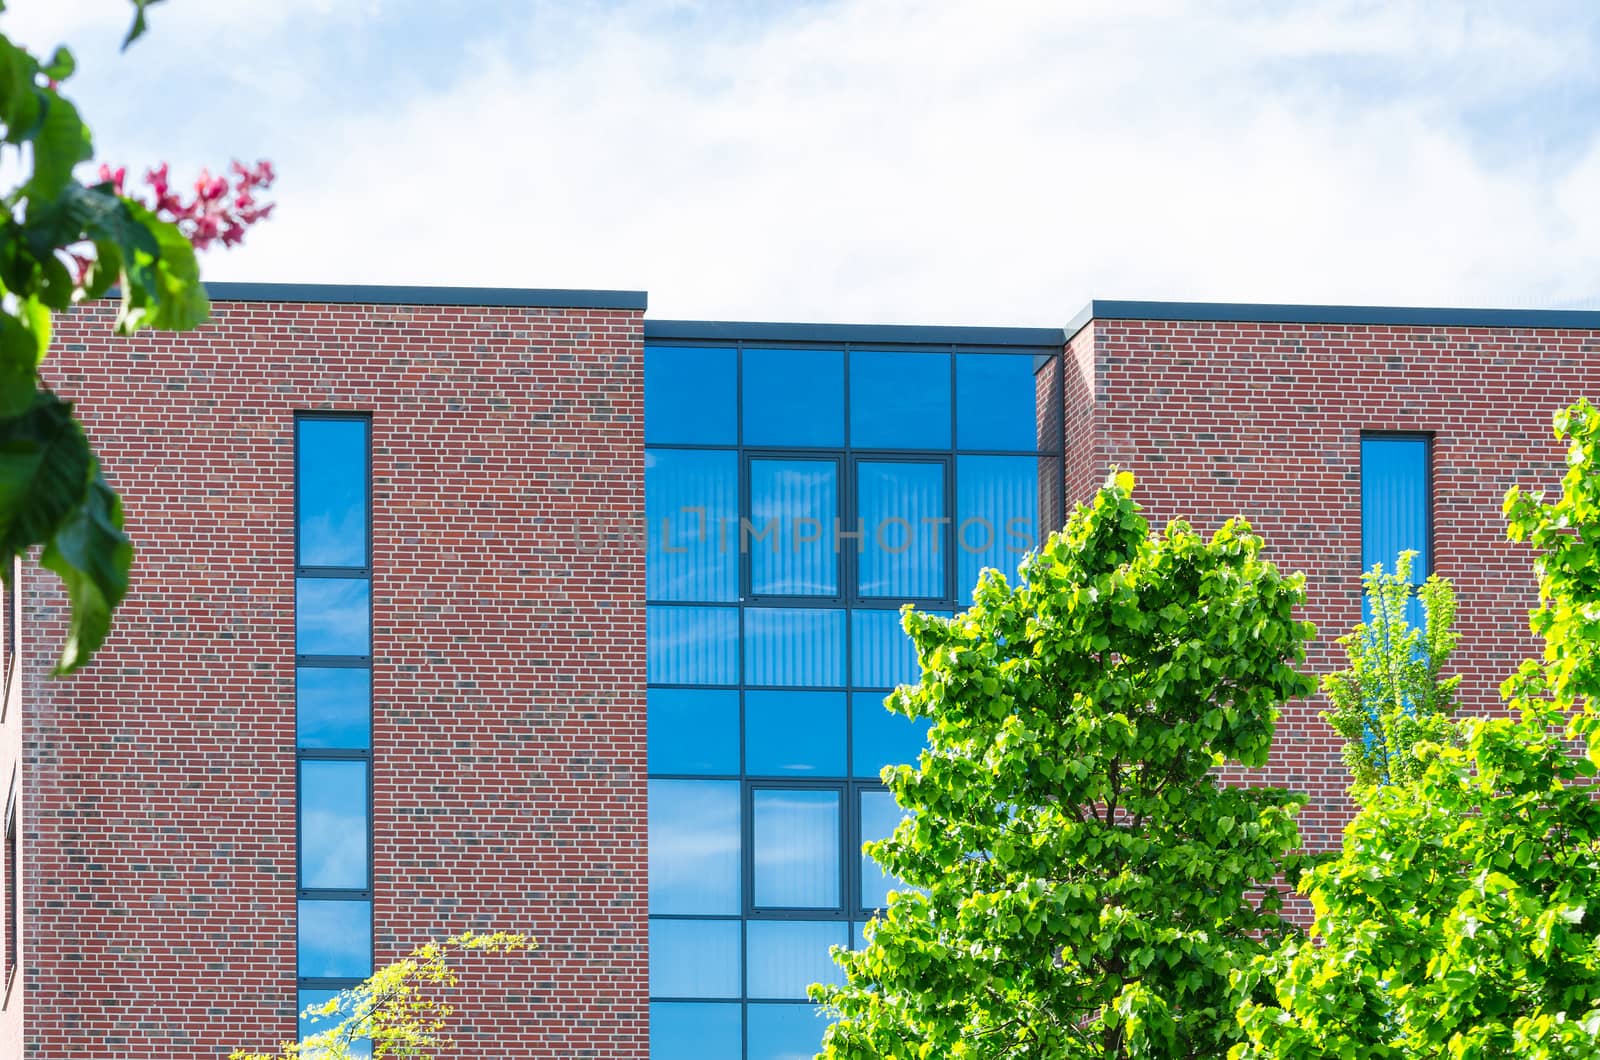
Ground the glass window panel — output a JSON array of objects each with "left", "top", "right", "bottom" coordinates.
[
  {"left": 1361, "top": 437, "right": 1430, "bottom": 581},
  {"left": 648, "top": 689, "right": 739, "bottom": 775},
  {"left": 859, "top": 789, "right": 911, "bottom": 912},
  {"left": 852, "top": 920, "right": 870, "bottom": 951},
  {"left": 747, "top": 920, "right": 849, "bottom": 999},
  {"left": 743, "top": 347, "right": 844, "bottom": 447},
  {"left": 851, "top": 607, "right": 951, "bottom": 693},
  {"left": 647, "top": 449, "right": 739, "bottom": 602},
  {"left": 746, "top": 691, "right": 846, "bottom": 776},
  {"left": 296, "top": 578, "right": 371, "bottom": 657},
  {"left": 753, "top": 788, "right": 841, "bottom": 909},
  {"left": 750, "top": 459, "right": 839, "bottom": 597},
  {"left": 648, "top": 919, "right": 741, "bottom": 998},
  {"left": 648, "top": 606, "right": 739, "bottom": 685},
  {"left": 849, "top": 350, "right": 951, "bottom": 449},
  {"left": 747, "top": 1004, "right": 831, "bottom": 1060},
  {"left": 297, "top": 419, "right": 368, "bottom": 569},
  {"left": 650, "top": 1002, "right": 741, "bottom": 1060},
  {"left": 956, "top": 353, "right": 1045, "bottom": 451},
  {"left": 744, "top": 608, "right": 845, "bottom": 688},
  {"left": 298, "top": 988, "right": 372, "bottom": 1059},
  {"left": 857, "top": 461, "right": 946, "bottom": 599},
  {"left": 297, "top": 899, "right": 371, "bottom": 980},
  {"left": 649, "top": 780, "right": 741, "bottom": 914},
  {"left": 646, "top": 345, "right": 736, "bottom": 445},
  {"left": 852, "top": 692, "right": 931, "bottom": 779},
  {"left": 300, "top": 760, "right": 369, "bottom": 891},
  {"left": 297, "top": 667, "right": 371, "bottom": 749},
  {"left": 956, "top": 456, "right": 1040, "bottom": 600}
]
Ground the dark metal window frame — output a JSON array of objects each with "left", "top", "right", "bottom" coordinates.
[
  {"left": 294, "top": 411, "right": 375, "bottom": 995},
  {"left": 1358, "top": 431, "right": 1435, "bottom": 584},
  {"left": 3, "top": 772, "right": 15, "bottom": 1005},
  {"left": 644, "top": 338, "right": 1067, "bottom": 1057}
]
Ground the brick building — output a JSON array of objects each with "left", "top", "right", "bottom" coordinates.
[{"left": 0, "top": 286, "right": 1592, "bottom": 1058}]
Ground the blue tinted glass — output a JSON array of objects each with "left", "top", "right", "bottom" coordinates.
[
  {"left": 859, "top": 789, "right": 910, "bottom": 911},
  {"left": 956, "top": 456, "right": 1040, "bottom": 598},
  {"left": 1361, "top": 438, "right": 1429, "bottom": 581},
  {"left": 299, "top": 989, "right": 371, "bottom": 1058},
  {"left": 747, "top": 920, "right": 849, "bottom": 999},
  {"left": 956, "top": 353, "right": 1043, "bottom": 451},
  {"left": 651, "top": 1003, "right": 741, "bottom": 1060},
  {"left": 297, "top": 992, "right": 371, "bottom": 1056},
  {"left": 298, "top": 419, "right": 368, "bottom": 569},
  {"left": 648, "top": 689, "right": 739, "bottom": 775},
  {"left": 648, "top": 606, "right": 739, "bottom": 685},
  {"left": 852, "top": 921, "right": 869, "bottom": 951},
  {"left": 646, "top": 346, "right": 736, "bottom": 445},
  {"left": 744, "top": 608, "right": 845, "bottom": 687},
  {"left": 746, "top": 691, "right": 846, "bottom": 776},
  {"left": 849, "top": 350, "right": 951, "bottom": 449},
  {"left": 753, "top": 788, "right": 841, "bottom": 909},
  {"left": 296, "top": 578, "right": 371, "bottom": 656},
  {"left": 649, "top": 919, "right": 742, "bottom": 998},
  {"left": 750, "top": 459, "right": 839, "bottom": 596},
  {"left": 300, "top": 760, "right": 369, "bottom": 890},
  {"left": 297, "top": 667, "right": 370, "bottom": 749},
  {"left": 850, "top": 609, "right": 948, "bottom": 689},
  {"left": 851, "top": 692, "right": 931, "bottom": 778},
  {"left": 747, "top": 1004, "right": 830, "bottom": 1060},
  {"left": 649, "top": 780, "right": 741, "bottom": 914},
  {"left": 857, "top": 462, "right": 946, "bottom": 599},
  {"left": 297, "top": 900, "right": 371, "bottom": 979},
  {"left": 743, "top": 348, "right": 844, "bottom": 446},
  {"left": 647, "top": 449, "right": 739, "bottom": 602}
]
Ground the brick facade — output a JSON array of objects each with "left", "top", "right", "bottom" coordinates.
[
  {"left": 16, "top": 297, "right": 647, "bottom": 1058},
  {"left": 1065, "top": 316, "right": 1596, "bottom": 850},
  {"left": 3, "top": 293, "right": 1597, "bottom": 1056}
]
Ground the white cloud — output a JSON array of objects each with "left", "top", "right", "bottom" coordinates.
[{"left": 8, "top": 0, "right": 1600, "bottom": 324}]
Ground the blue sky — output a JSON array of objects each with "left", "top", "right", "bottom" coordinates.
[{"left": 9, "top": 0, "right": 1600, "bottom": 325}]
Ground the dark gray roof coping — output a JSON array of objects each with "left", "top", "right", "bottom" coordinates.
[
  {"left": 1066, "top": 299, "right": 1600, "bottom": 341},
  {"left": 644, "top": 319, "right": 1067, "bottom": 347},
  {"left": 204, "top": 282, "right": 647, "bottom": 311}
]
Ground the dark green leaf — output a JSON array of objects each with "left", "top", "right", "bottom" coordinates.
[
  {"left": 41, "top": 460, "right": 131, "bottom": 674},
  {"left": 26, "top": 92, "right": 92, "bottom": 200},
  {"left": 0, "top": 36, "right": 41, "bottom": 143},
  {"left": 0, "top": 389, "right": 90, "bottom": 560},
  {"left": 40, "top": 46, "right": 73, "bottom": 83},
  {"left": 122, "top": 0, "right": 168, "bottom": 51}
]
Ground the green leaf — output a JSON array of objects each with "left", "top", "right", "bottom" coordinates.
[
  {"left": 25, "top": 92, "right": 91, "bottom": 199},
  {"left": 40, "top": 460, "right": 131, "bottom": 674},
  {"left": 0, "top": 35, "right": 42, "bottom": 143},
  {"left": 40, "top": 46, "right": 73, "bottom": 83},
  {"left": 0, "top": 313, "right": 41, "bottom": 417},
  {"left": 122, "top": 0, "right": 168, "bottom": 51},
  {"left": 115, "top": 200, "right": 208, "bottom": 333},
  {"left": 0, "top": 389, "right": 90, "bottom": 560}
]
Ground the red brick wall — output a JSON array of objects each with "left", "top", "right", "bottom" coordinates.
[
  {"left": 1073, "top": 318, "right": 1592, "bottom": 851},
  {"left": 23, "top": 299, "right": 646, "bottom": 1058}
]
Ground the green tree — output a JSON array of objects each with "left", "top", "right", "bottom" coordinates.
[
  {"left": 231, "top": 931, "right": 531, "bottom": 1060},
  {"left": 1232, "top": 401, "right": 1600, "bottom": 1059},
  {"left": 1321, "top": 552, "right": 1460, "bottom": 792},
  {"left": 815, "top": 472, "right": 1318, "bottom": 1059},
  {"left": 0, "top": 1, "right": 268, "bottom": 674}
]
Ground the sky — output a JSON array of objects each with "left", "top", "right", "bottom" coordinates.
[{"left": 7, "top": 0, "right": 1600, "bottom": 326}]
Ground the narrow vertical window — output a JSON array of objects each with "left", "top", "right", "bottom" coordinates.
[
  {"left": 4, "top": 796, "right": 16, "bottom": 988},
  {"left": 1360, "top": 435, "right": 1431, "bottom": 619},
  {"left": 295, "top": 414, "right": 373, "bottom": 1044}
]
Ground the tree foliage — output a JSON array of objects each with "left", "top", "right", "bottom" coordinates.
[
  {"left": 1232, "top": 401, "right": 1600, "bottom": 1059},
  {"left": 0, "top": 1, "right": 270, "bottom": 674},
  {"left": 815, "top": 472, "right": 1318, "bottom": 1059},
  {"left": 231, "top": 931, "right": 531, "bottom": 1060},
  {"left": 1321, "top": 552, "right": 1460, "bottom": 792}
]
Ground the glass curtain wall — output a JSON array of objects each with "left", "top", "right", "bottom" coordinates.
[
  {"left": 645, "top": 340, "right": 1064, "bottom": 1059},
  {"left": 295, "top": 415, "right": 375, "bottom": 1057}
]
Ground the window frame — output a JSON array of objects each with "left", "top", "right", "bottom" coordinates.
[
  {"left": 293, "top": 411, "right": 375, "bottom": 996},
  {"left": 1358, "top": 431, "right": 1435, "bottom": 584}
]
